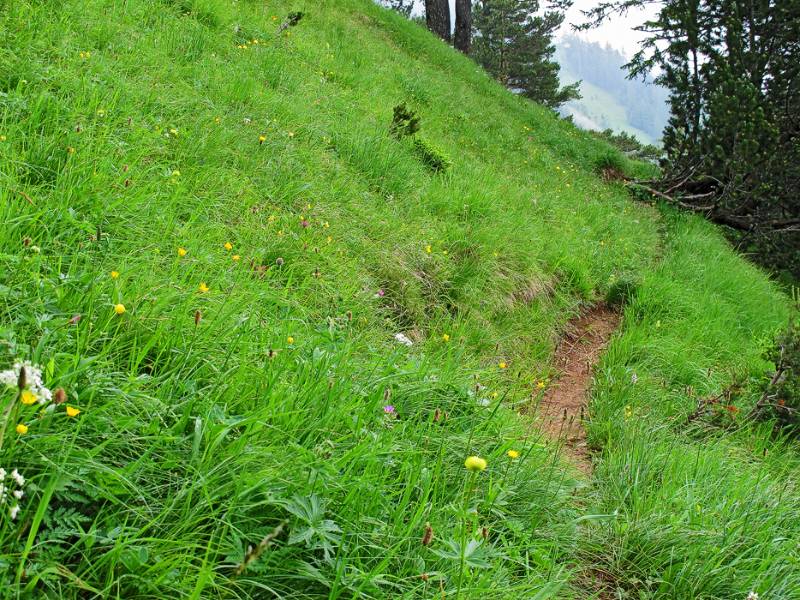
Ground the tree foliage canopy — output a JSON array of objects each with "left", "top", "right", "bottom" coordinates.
[
  {"left": 472, "top": 0, "right": 581, "bottom": 108},
  {"left": 572, "top": 0, "right": 800, "bottom": 274}
]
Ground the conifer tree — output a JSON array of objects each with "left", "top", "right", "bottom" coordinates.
[
  {"left": 472, "top": 0, "right": 580, "bottom": 108},
  {"left": 574, "top": 0, "right": 800, "bottom": 273}
]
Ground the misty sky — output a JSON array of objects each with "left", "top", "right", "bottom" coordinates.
[{"left": 560, "top": 0, "right": 661, "bottom": 57}]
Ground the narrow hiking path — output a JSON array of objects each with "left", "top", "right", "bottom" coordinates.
[{"left": 533, "top": 305, "right": 620, "bottom": 473}]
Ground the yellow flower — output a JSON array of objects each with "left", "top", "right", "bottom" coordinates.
[
  {"left": 67, "top": 146, "right": 75, "bottom": 154},
  {"left": 425, "top": 245, "right": 432, "bottom": 254},
  {"left": 507, "top": 449, "right": 520, "bottom": 459},
  {"left": 224, "top": 242, "right": 233, "bottom": 251},
  {"left": 198, "top": 282, "right": 209, "bottom": 293},
  {"left": 491, "top": 391, "right": 499, "bottom": 399},
  {"left": 214, "top": 116, "right": 221, "bottom": 124},
  {"left": 287, "top": 336, "right": 295, "bottom": 345},
  {"left": 442, "top": 333, "right": 450, "bottom": 342},
  {"left": 326, "top": 236, "right": 332, "bottom": 244},
  {"left": 536, "top": 380, "right": 546, "bottom": 390},
  {"left": 171, "top": 169, "right": 180, "bottom": 177},
  {"left": 15, "top": 423, "right": 28, "bottom": 435},
  {"left": 178, "top": 247, "right": 187, "bottom": 257},
  {"left": 66, "top": 405, "right": 81, "bottom": 417},
  {"left": 110, "top": 270, "right": 119, "bottom": 279},
  {"left": 232, "top": 254, "right": 241, "bottom": 261},
  {"left": 258, "top": 135, "right": 266, "bottom": 144},
  {"left": 169, "top": 128, "right": 178, "bottom": 137},
  {"left": 114, "top": 303, "right": 126, "bottom": 315},
  {"left": 499, "top": 362, "right": 508, "bottom": 369},
  {"left": 624, "top": 405, "right": 633, "bottom": 419},
  {"left": 323, "top": 221, "right": 330, "bottom": 229},
  {"left": 464, "top": 456, "right": 487, "bottom": 472},
  {"left": 21, "top": 390, "right": 37, "bottom": 405}
]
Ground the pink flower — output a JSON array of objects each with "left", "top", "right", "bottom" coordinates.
[
  {"left": 375, "top": 289, "right": 385, "bottom": 298},
  {"left": 301, "top": 220, "right": 310, "bottom": 228}
]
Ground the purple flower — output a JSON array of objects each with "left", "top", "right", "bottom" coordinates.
[
  {"left": 301, "top": 220, "right": 310, "bottom": 228},
  {"left": 383, "top": 405, "right": 395, "bottom": 415},
  {"left": 375, "top": 289, "right": 385, "bottom": 298}
]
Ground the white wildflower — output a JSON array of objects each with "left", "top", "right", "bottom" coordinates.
[
  {"left": 0, "top": 361, "right": 52, "bottom": 403},
  {"left": 477, "top": 398, "right": 491, "bottom": 407},
  {"left": 746, "top": 593, "right": 760, "bottom": 600},
  {"left": 0, "top": 468, "right": 5, "bottom": 480},
  {"left": 631, "top": 373, "right": 638, "bottom": 384},
  {"left": 0, "top": 370, "right": 15, "bottom": 387},
  {"left": 394, "top": 333, "right": 413, "bottom": 347},
  {"left": 13, "top": 489, "right": 23, "bottom": 500},
  {"left": 11, "top": 469, "right": 24, "bottom": 487},
  {"left": 9, "top": 504, "right": 20, "bottom": 520}
]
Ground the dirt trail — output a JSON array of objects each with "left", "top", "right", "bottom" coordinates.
[{"left": 533, "top": 304, "right": 620, "bottom": 474}]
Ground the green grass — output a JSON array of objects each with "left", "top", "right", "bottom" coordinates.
[{"left": 0, "top": 0, "right": 795, "bottom": 598}]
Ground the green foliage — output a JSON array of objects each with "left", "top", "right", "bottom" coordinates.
[
  {"left": 591, "top": 128, "right": 663, "bottom": 163},
  {"left": 472, "top": 0, "right": 580, "bottom": 109},
  {"left": 0, "top": 0, "right": 792, "bottom": 598},
  {"left": 756, "top": 318, "right": 800, "bottom": 430},
  {"left": 412, "top": 135, "right": 451, "bottom": 172},
  {"left": 604, "top": 275, "right": 639, "bottom": 307},
  {"left": 582, "top": 0, "right": 800, "bottom": 274},
  {"left": 584, "top": 212, "right": 793, "bottom": 598},
  {"left": 389, "top": 102, "right": 420, "bottom": 138},
  {"left": 592, "top": 149, "right": 628, "bottom": 179}
]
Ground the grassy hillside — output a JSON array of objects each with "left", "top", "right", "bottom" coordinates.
[{"left": 0, "top": 0, "right": 795, "bottom": 598}]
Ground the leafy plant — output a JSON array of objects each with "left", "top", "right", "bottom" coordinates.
[
  {"left": 281, "top": 494, "right": 342, "bottom": 561},
  {"left": 752, "top": 318, "right": 800, "bottom": 430},
  {"left": 389, "top": 102, "right": 421, "bottom": 139},
  {"left": 413, "top": 136, "right": 451, "bottom": 172}
]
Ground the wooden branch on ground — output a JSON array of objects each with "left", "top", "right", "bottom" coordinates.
[
  {"left": 749, "top": 344, "right": 787, "bottom": 419},
  {"left": 624, "top": 181, "right": 800, "bottom": 234}
]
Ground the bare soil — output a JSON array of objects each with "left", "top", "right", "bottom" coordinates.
[{"left": 532, "top": 304, "right": 620, "bottom": 474}]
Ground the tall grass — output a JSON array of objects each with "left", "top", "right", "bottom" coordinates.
[{"left": 0, "top": 0, "right": 794, "bottom": 597}]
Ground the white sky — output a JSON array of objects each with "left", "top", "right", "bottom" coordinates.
[
  {"left": 408, "top": 0, "right": 661, "bottom": 58},
  {"left": 559, "top": 0, "right": 661, "bottom": 57}
]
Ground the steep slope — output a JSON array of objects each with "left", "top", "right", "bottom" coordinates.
[{"left": 0, "top": 0, "right": 794, "bottom": 598}]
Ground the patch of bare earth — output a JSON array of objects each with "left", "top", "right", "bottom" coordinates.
[{"left": 532, "top": 304, "right": 620, "bottom": 475}]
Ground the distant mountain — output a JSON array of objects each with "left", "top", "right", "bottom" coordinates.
[{"left": 555, "top": 36, "right": 670, "bottom": 145}]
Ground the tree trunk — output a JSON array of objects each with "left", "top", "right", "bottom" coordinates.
[
  {"left": 454, "top": 0, "right": 471, "bottom": 53},
  {"left": 425, "top": 0, "right": 451, "bottom": 42}
]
